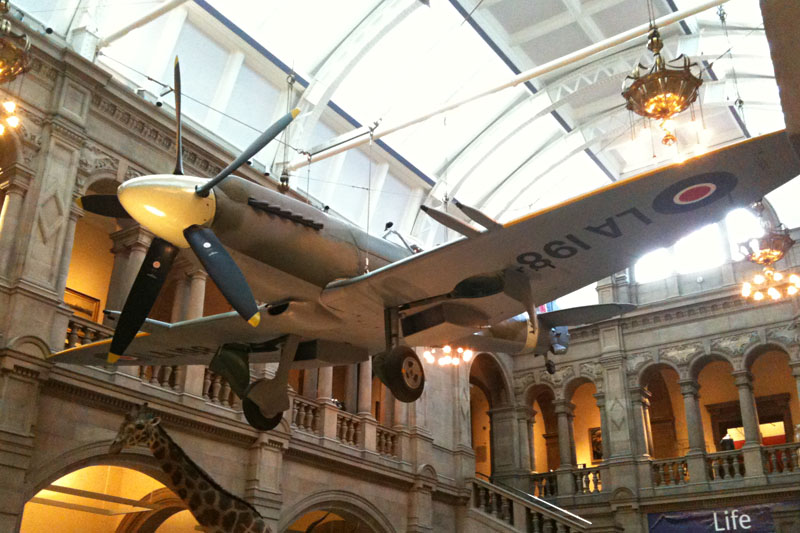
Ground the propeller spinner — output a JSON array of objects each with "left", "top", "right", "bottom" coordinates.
[{"left": 85, "top": 57, "right": 298, "bottom": 363}]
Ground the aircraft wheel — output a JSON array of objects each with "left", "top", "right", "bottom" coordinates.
[
  {"left": 384, "top": 345, "right": 425, "bottom": 403},
  {"left": 242, "top": 397, "right": 283, "bottom": 431}
]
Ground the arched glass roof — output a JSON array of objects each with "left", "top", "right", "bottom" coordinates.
[{"left": 9, "top": 0, "right": 799, "bottom": 258}]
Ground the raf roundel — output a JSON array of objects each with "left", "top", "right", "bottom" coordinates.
[{"left": 652, "top": 172, "right": 737, "bottom": 214}]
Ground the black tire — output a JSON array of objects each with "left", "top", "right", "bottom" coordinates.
[
  {"left": 242, "top": 398, "right": 283, "bottom": 431},
  {"left": 384, "top": 345, "right": 425, "bottom": 402}
]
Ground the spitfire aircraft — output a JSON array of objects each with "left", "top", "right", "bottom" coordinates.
[{"left": 51, "top": 59, "right": 800, "bottom": 431}]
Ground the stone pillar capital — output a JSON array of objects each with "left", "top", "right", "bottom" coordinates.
[
  {"left": 110, "top": 224, "right": 153, "bottom": 254},
  {"left": 553, "top": 400, "right": 574, "bottom": 416},
  {"left": 789, "top": 360, "right": 800, "bottom": 378},
  {"left": 678, "top": 379, "right": 700, "bottom": 397},
  {"left": 732, "top": 370, "right": 754, "bottom": 389}
]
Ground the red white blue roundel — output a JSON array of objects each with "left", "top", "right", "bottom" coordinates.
[{"left": 652, "top": 172, "right": 737, "bottom": 214}]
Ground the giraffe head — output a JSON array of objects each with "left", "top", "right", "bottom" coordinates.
[{"left": 109, "top": 404, "right": 162, "bottom": 454}]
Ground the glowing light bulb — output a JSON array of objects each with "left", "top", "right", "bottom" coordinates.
[
  {"left": 788, "top": 285, "right": 798, "bottom": 296},
  {"left": 773, "top": 271, "right": 784, "bottom": 282},
  {"left": 741, "top": 282, "right": 751, "bottom": 297},
  {"left": 3, "top": 101, "right": 15, "bottom": 113},
  {"left": 753, "top": 274, "right": 766, "bottom": 285},
  {"left": 451, "top": 357, "right": 460, "bottom": 366},
  {"left": 768, "top": 287, "right": 781, "bottom": 300},
  {"left": 462, "top": 350, "right": 473, "bottom": 362},
  {"left": 457, "top": 347, "right": 463, "bottom": 353},
  {"left": 423, "top": 350, "right": 434, "bottom": 364},
  {"left": 6, "top": 115, "right": 18, "bottom": 128},
  {"left": 0, "top": 124, "right": 4, "bottom": 135},
  {"left": 438, "top": 357, "right": 448, "bottom": 366},
  {"left": 441, "top": 355, "right": 452, "bottom": 365},
  {"left": 790, "top": 274, "right": 800, "bottom": 287},
  {"left": 753, "top": 291, "right": 764, "bottom": 301},
  {"left": 443, "top": 345, "right": 451, "bottom": 354}
]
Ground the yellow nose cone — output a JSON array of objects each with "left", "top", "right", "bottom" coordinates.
[{"left": 118, "top": 175, "right": 216, "bottom": 247}]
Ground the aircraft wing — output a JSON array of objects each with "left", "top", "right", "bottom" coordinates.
[
  {"left": 322, "top": 131, "right": 800, "bottom": 319},
  {"left": 49, "top": 303, "right": 371, "bottom": 366}
]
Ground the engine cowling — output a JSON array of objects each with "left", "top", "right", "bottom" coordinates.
[{"left": 487, "top": 310, "right": 570, "bottom": 356}]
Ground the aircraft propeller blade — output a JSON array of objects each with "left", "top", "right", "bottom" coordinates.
[
  {"left": 172, "top": 57, "right": 184, "bottom": 176},
  {"left": 77, "top": 194, "right": 132, "bottom": 219},
  {"left": 183, "top": 225, "right": 260, "bottom": 327},
  {"left": 107, "top": 237, "right": 179, "bottom": 363},
  {"left": 195, "top": 107, "right": 301, "bottom": 197}
]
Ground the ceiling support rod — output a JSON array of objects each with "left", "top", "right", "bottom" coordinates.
[
  {"left": 96, "top": 0, "right": 192, "bottom": 50},
  {"left": 286, "top": 0, "right": 730, "bottom": 172}
]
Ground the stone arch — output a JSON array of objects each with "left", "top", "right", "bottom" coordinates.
[
  {"left": 688, "top": 352, "right": 734, "bottom": 381},
  {"left": 526, "top": 383, "right": 558, "bottom": 472},
  {"left": 637, "top": 360, "right": 681, "bottom": 387},
  {"left": 743, "top": 341, "right": 791, "bottom": 370},
  {"left": 278, "top": 489, "right": 397, "bottom": 533},
  {"left": 80, "top": 170, "right": 122, "bottom": 196},
  {"left": 6, "top": 335, "right": 51, "bottom": 358},
  {"left": 563, "top": 376, "right": 596, "bottom": 403},
  {"left": 24, "top": 439, "right": 169, "bottom": 504},
  {"left": 468, "top": 352, "right": 513, "bottom": 407},
  {"left": 639, "top": 362, "right": 684, "bottom": 458},
  {"left": 115, "top": 487, "right": 189, "bottom": 533}
]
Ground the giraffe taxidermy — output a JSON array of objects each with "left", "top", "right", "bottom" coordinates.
[{"left": 110, "top": 404, "right": 271, "bottom": 533}]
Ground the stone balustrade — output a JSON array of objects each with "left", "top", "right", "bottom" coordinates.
[
  {"left": 471, "top": 478, "right": 590, "bottom": 532},
  {"left": 376, "top": 426, "right": 398, "bottom": 457},
  {"left": 336, "top": 411, "right": 361, "bottom": 447},
  {"left": 291, "top": 395, "right": 321, "bottom": 435},
  {"left": 140, "top": 365, "right": 181, "bottom": 391},
  {"left": 530, "top": 471, "right": 558, "bottom": 498},
  {"left": 763, "top": 442, "right": 800, "bottom": 474},
  {"left": 706, "top": 450, "right": 745, "bottom": 481},
  {"left": 573, "top": 466, "right": 603, "bottom": 495},
  {"left": 202, "top": 368, "right": 239, "bottom": 408},
  {"left": 64, "top": 316, "right": 113, "bottom": 348},
  {"left": 652, "top": 458, "right": 689, "bottom": 487}
]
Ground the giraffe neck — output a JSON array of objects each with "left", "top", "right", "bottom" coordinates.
[{"left": 148, "top": 426, "right": 269, "bottom": 533}]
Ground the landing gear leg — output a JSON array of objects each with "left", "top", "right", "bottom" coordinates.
[
  {"left": 374, "top": 308, "right": 425, "bottom": 403},
  {"left": 242, "top": 335, "right": 299, "bottom": 431}
]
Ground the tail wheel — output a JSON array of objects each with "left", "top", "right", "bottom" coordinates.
[{"left": 384, "top": 345, "right": 425, "bottom": 402}]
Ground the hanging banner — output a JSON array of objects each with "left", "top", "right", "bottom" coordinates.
[{"left": 648, "top": 505, "right": 774, "bottom": 532}]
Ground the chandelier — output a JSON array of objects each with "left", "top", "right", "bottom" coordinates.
[
  {"left": 422, "top": 345, "right": 474, "bottom": 367},
  {"left": 0, "top": 0, "right": 30, "bottom": 85},
  {"left": 739, "top": 201, "right": 798, "bottom": 302},
  {"left": 0, "top": 98, "right": 18, "bottom": 134},
  {"left": 622, "top": 0, "right": 703, "bottom": 146}
]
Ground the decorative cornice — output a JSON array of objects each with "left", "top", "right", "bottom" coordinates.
[{"left": 710, "top": 331, "right": 761, "bottom": 357}]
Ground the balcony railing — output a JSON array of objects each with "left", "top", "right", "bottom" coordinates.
[
  {"left": 706, "top": 450, "right": 745, "bottom": 481},
  {"left": 530, "top": 471, "right": 558, "bottom": 498},
  {"left": 291, "top": 395, "right": 321, "bottom": 435},
  {"left": 376, "top": 426, "right": 398, "bottom": 457},
  {"left": 336, "top": 410, "right": 361, "bottom": 447},
  {"left": 763, "top": 442, "right": 800, "bottom": 474},
  {"left": 574, "top": 466, "right": 603, "bottom": 494},
  {"left": 64, "top": 316, "right": 112, "bottom": 348},
  {"left": 652, "top": 458, "right": 689, "bottom": 487}
]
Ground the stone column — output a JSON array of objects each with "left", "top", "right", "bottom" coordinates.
[
  {"left": 679, "top": 379, "right": 708, "bottom": 485},
  {"left": 104, "top": 225, "right": 153, "bottom": 325},
  {"left": 733, "top": 371, "right": 766, "bottom": 479},
  {"left": 245, "top": 430, "right": 289, "bottom": 525},
  {"left": 553, "top": 400, "right": 576, "bottom": 496},
  {"left": 593, "top": 393, "right": 609, "bottom": 461},
  {"left": 317, "top": 366, "right": 333, "bottom": 401},
  {"left": 357, "top": 358, "right": 377, "bottom": 452},
  {"left": 517, "top": 406, "right": 534, "bottom": 472},
  {"left": 55, "top": 204, "right": 81, "bottom": 296},
  {"left": 733, "top": 371, "right": 761, "bottom": 445},
  {"left": 0, "top": 175, "right": 29, "bottom": 279},
  {"left": 181, "top": 269, "right": 207, "bottom": 397},
  {"left": 317, "top": 365, "right": 341, "bottom": 441},
  {"left": 680, "top": 381, "right": 706, "bottom": 453},
  {"left": 344, "top": 363, "right": 358, "bottom": 414},
  {"left": 629, "top": 388, "right": 652, "bottom": 458},
  {"left": 791, "top": 361, "right": 800, "bottom": 428}
]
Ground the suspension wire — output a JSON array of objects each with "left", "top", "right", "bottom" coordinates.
[
  {"left": 98, "top": 52, "right": 304, "bottom": 154},
  {"left": 717, "top": 5, "right": 746, "bottom": 127}
]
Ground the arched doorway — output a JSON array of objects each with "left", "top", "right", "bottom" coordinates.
[
  {"left": 695, "top": 357, "right": 739, "bottom": 452},
  {"left": 21, "top": 465, "right": 199, "bottom": 533},
  {"left": 287, "top": 510, "right": 374, "bottom": 532},
  {"left": 529, "top": 385, "right": 558, "bottom": 472},
  {"left": 640, "top": 363, "right": 686, "bottom": 458},
  {"left": 749, "top": 347, "right": 798, "bottom": 446},
  {"left": 566, "top": 379, "right": 602, "bottom": 468},
  {"left": 468, "top": 353, "right": 512, "bottom": 480}
]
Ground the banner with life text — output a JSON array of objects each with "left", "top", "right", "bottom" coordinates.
[{"left": 648, "top": 505, "right": 774, "bottom": 532}]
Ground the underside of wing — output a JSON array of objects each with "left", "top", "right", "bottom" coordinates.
[
  {"left": 49, "top": 300, "right": 371, "bottom": 366},
  {"left": 321, "top": 132, "right": 800, "bottom": 321}
]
